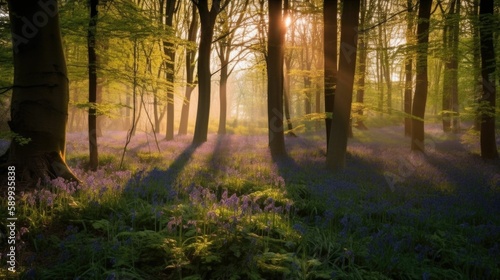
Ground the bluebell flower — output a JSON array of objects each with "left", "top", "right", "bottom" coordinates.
[{"left": 292, "top": 223, "right": 307, "bottom": 235}]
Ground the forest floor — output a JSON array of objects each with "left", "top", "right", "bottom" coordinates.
[{"left": 1, "top": 122, "right": 500, "bottom": 279}]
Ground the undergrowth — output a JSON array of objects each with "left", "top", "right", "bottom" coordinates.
[{"left": 1, "top": 132, "right": 499, "bottom": 279}]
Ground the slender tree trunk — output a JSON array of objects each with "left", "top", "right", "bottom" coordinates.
[
  {"left": 411, "top": 0, "right": 432, "bottom": 152},
  {"left": 355, "top": 0, "right": 368, "bottom": 130},
  {"left": 193, "top": 0, "right": 220, "bottom": 144},
  {"left": 6, "top": 0, "right": 78, "bottom": 182},
  {"left": 376, "top": 46, "right": 384, "bottom": 113},
  {"left": 284, "top": 58, "right": 294, "bottom": 132},
  {"left": 323, "top": 0, "right": 338, "bottom": 152},
  {"left": 450, "top": 0, "right": 460, "bottom": 132},
  {"left": 87, "top": 0, "right": 98, "bottom": 171},
  {"left": 218, "top": 61, "right": 228, "bottom": 134},
  {"left": 327, "top": 0, "right": 361, "bottom": 170},
  {"left": 442, "top": 0, "right": 460, "bottom": 132},
  {"left": 153, "top": 90, "right": 160, "bottom": 133},
  {"left": 164, "top": 0, "right": 177, "bottom": 141},
  {"left": 178, "top": 5, "right": 198, "bottom": 135},
  {"left": 404, "top": 0, "right": 414, "bottom": 136},
  {"left": 479, "top": 0, "right": 498, "bottom": 159},
  {"left": 125, "top": 87, "right": 131, "bottom": 130},
  {"left": 472, "top": 0, "right": 482, "bottom": 130},
  {"left": 267, "top": 0, "right": 286, "bottom": 158},
  {"left": 442, "top": 16, "right": 452, "bottom": 132},
  {"left": 376, "top": 3, "right": 392, "bottom": 115}
]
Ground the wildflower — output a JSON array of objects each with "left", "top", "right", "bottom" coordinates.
[
  {"left": 292, "top": 223, "right": 307, "bottom": 235},
  {"left": 91, "top": 240, "right": 102, "bottom": 253},
  {"left": 227, "top": 193, "right": 240, "bottom": 211},
  {"left": 167, "top": 216, "right": 182, "bottom": 232},
  {"left": 285, "top": 201, "right": 293, "bottom": 214},
  {"left": 25, "top": 193, "right": 36, "bottom": 206},
  {"left": 207, "top": 211, "right": 217, "bottom": 221},
  {"left": 274, "top": 176, "right": 286, "bottom": 188},
  {"left": 241, "top": 195, "right": 250, "bottom": 214},
  {"left": 221, "top": 189, "right": 228, "bottom": 203},
  {"left": 99, "top": 186, "right": 107, "bottom": 196},
  {"left": 264, "top": 197, "right": 275, "bottom": 212}
]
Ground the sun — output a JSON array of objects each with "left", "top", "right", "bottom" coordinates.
[{"left": 284, "top": 16, "right": 291, "bottom": 28}]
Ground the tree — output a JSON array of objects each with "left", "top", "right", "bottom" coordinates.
[
  {"left": 323, "top": 0, "right": 338, "bottom": 151},
  {"left": 355, "top": 0, "right": 375, "bottom": 130},
  {"left": 441, "top": 0, "right": 460, "bottom": 133},
  {"left": 178, "top": 3, "right": 198, "bottom": 135},
  {"left": 88, "top": 0, "right": 98, "bottom": 171},
  {"left": 192, "top": 0, "right": 228, "bottom": 144},
  {"left": 5, "top": 0, "right": 78, "bottom": 182},
  {"left": 326, "top": 0, "right": 361, "bottom": 170},
  {"left": 267, "top": 0, "right": 286, "bottom": 158},
  {"left": 411, "top": 0, "right": 432, "bottom": 152},
  {"left": 404, "top": 0, "right": 415, "bottom": 136},
  {"left": 478, "top": 0, "right": 498, "bottom": 159},
  {"left": 215, "top": 0, "right": 250, "bottom": 135},
  {"left": 163, "top": 0, "right": 177, "bottom": 141}
]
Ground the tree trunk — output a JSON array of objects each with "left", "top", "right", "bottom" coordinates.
[
  {"left": 153, "top": 90, "right": 160, "bottom": 133},
  {"left": 178, "top": 4, "right": 198, "bottom": 135},
  {"left": 479, "top": 0, "right": 498, "bottom": 159},
  {"left": 326, "top": 0, "right": 360, "bottom": 170},
  {"left": 87, "top": 0, "right": 98, "bottom": 171},
  {"left": 376, "top": 45, "right": 384, "bottom": 113},
  {"left": 323, "top": 0, "right": 338, "bottom": 152},
  {"left": 442, "top": 0, "right": 460, "bottom": 133},
  {"left": 411, "top": 0, "right": 432, "bottom": 152},
  {"left": 267, "top": 0, "right": 286, "bottom": 158},
  {"left": 404, "top": 0, "right": 414, "bottom": 136},
  {"left": 193, "top": 0, "right": 220, "bottom": 144},
  {"left": 355, "top": 0, "right": 368, "bottom": 130},
  {"left": 164, "top": 0, "right": 177, "bottom": 141},
  {"left": 450, "top": 0, "right": 460, "bottom": 132},
  {"left": 6, "top": 0, "right": 78, "bottom": 182},
  {"left": 284, "top": 58, "right": 294, "bottom": 132},
  {"left": 218, "top": 61, "right": 228, "bottom": 134},
  {"left": 472, "top": 0, "right": 482, "bottom": 131}
]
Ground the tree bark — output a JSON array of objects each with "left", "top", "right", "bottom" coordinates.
[
  {"left": 442, "top": 0, "right": 460, "bottom": 133},
  {"left": 164, "top": 0, "right": 177, "bottom": 141},
  {"left": 193, "top": 0, "right": 221, "bottom": 144},
  {"left": 88, "top": 0, "right": 99, "bottom": 171},
  {"left": 218, "top": 59, "right": 228, "bottom": 134},
  {"left": 178, "top": 4, "right": 198, "bottom": 135},
  {"left": 267, "top": 0, "right": 286, "bottom": 158},
  {"left": 411, "top": 0, "right": 432, "bottom": 152},
  {"left": 323, "top": 0, "right": 338, "bottom": 152},
  {"left": 472, "top": 0, "right": 482, "bottom": 131},
  {"left": 6, "top": 0, "right": 78, "bottom": 182},
  {"left": 404, "top": 0, "right": 414, "bottom": 136},
  {"left": 479, "top": 0, "right": 498, "bottom": 159},
  {"left": 326, "top": 0, "right": 360, "bottom": 170},
  {"left": 284, "top": 57, "right": 294, "bottom": 132},
  {"left": 355, "top": 0, "right": 368, "bottom": 130}
]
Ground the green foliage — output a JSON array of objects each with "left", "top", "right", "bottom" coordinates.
[{"left": 0, "top": 131, "right": 31, "bottom": 145}]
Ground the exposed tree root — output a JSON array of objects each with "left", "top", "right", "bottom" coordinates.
[{"left": 1, "top": 149, "right": 80, "bottom": 186}]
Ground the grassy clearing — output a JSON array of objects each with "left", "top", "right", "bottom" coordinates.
[{"left": 1, "top": 127, "right": 499, "bottom": 279}]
